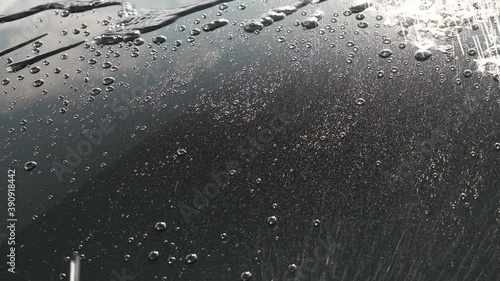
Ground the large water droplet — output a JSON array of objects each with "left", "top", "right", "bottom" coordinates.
[
  {"left": 379, "top": 49, "right": 393, "bottom": 58},
  {"left": 415, "top": 49, "right": 432, "bottom": 61},
  {"left": 102, "top": 77, "right": 115, "bottom": 86},
  {"left": 24, "top": 161, "right": 37, "bottom": 171},
  {"left": 152, "top": 35, "right": 167, "bottom": 45},
  {"left": 33, "top": 79, "right": 45, "bottom": 87}
]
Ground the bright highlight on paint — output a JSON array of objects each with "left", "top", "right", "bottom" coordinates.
[{"left": 363, "top": 0, "right": 500, "bottom": 77}]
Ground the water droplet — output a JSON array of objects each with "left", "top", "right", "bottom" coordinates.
[
  {"left": 494, "top": 143, "right": 500, "bottom": 150},
  {"left": 102, "top": 77, "right": 115, "bottom": 86},
  {"left": 355, "top": 13, "right": 365, "bottom": 20},
  {"left": 133, "top": 38, "right": 145, "bottom": 46},
  {"left": 357, "top": 21, "right": 368, "bottom": 28},
  {"left": 355, "top": 98, "right": 366, "bottom": 105},
  {"left": 30, "top": 66, "right": 41, "bottom": 74},
  {"left": 152, "top": 35, "right": 167, "bottom": 45},
  {"left": 90, "top": 88, "right": 102, "bottom": 96},
  {"left": 415, "top": 49, "right": 432, "bottom": 61},
  {"left": 185, "top": 253, "right": 198, "bottom": 264},
  {"left": 1, "top": 78, "right": 10, "bottom": 85},
  {"left": 379, "top": 49, "right": 393, "bottom": 58},
  {"left": 267, "top": 216, "right": 277, "bottom": 225},
  {"left": 33, "top": 79, "right": 45, "bottom": 87},
  {"left": 241, "top": 271, "right": 252, "bottom": 280},
  {"left": 177, "top": 148, "right": 186, "bottom": 155},
  {"left": 24, "top": 161, "right": 37, "bottom": 171},
  {"left": 148, "top": 251, "right": 159, "bottom": 260},
  {"left": 155, "top": 222, "right": 167, "bottom": 231},
  {"left": 288, "top": 264, "right": 297, "bottom": 272},
  {"left": 167, "top": 256, "right": 176, "bottom": 264}
]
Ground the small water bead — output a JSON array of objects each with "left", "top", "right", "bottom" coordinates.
[
  {"left": 288, "top": 264, "right": 298, "bottom": 272},
  {"left": 133, "top": 38, "right": 145, "bottom": 46},
  {"left": 468, "top": 48, "right": 477, "bottom": 56},
  {"left": 277, "top": 36, "right": 286, "bottom": 43},
  {"left": 219, "top": 3, "right": 228, "bottom": 10},
  {"left": 377, "top": 70, "right": 385, "bottom": 77},
  {"left": 220, "top": 233, "right": 228, "bottom": 241},
  {"left": 313, "top": 219, "right": 321, "bottom": 226},
  {"left": 148, "top": 251, "right": 159, "bottom": 261},
  {"left": 267, "top": 216, "right": 277, "bottom": 225},
  {"left": 241, "top": 271, "right": 252, "bottom": 280},
  {"left": 238, "top": 4, "right": 246, "bottom": 10},
  {"left": 90, "top": 88, "right": 102, "bottom": 96},
  {"left": 355, "top": 98, "right": 366, "bottom": 105},
  {"left": 33, "top": 41, "right": 43, "bottom": 48},
  {"left": 343, "top": 10, "right": 353, "bottom": 16},
  {"left": 33, "top": 79, "right": 45, "bottom": 87},
  {"left": 463, "top": 69, "right": 473, "bottom": 78},
  {"left": 376, "top": 15, "right": 383, "bottom": 21},
  {"left": 6, "top": 58, "right": 13, "bottom": 64},
  {"left": 61, "top": 10, "right": 70, "bottom": 17},
  {"left": 357, "top": 21, "right": 368, "bottom": 28},
  {"left": 102, "top": 61, "right": 112, "bottom": 68},
  {"left": 398, "top": 42, "right": 406, "bottom": 49},
  {"left": 61, "top": 53, "right": 68, "bottom": 60},
  {"left": 185, "top": 254, "right": 198, "bottom": 264},
  {"left": 59, "top": 273, "right": 67, "bottom": 279},
  {"left": 415, "top": 49, "right": 432, "bottom": 61},
  {"left": 355, "top": 13, "right": 365, "bottom": 20},
  {"left": 494, "top": 143, "right": 500, "bottom": 150},
  {"left": 167, "top": 256, "right": 176, "bottom": 264},
  {"left": 24, "top": 161, "right": 37, "bottom": 171},
  {"left": 1, "top": 78, "right": 10, "bottom": 85},
  {"left": 155, "top": 222, "right": 167, "bottom": 231}
]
